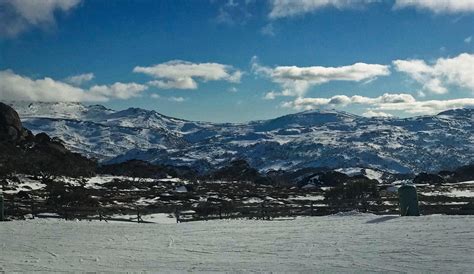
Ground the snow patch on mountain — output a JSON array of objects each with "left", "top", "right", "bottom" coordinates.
[{"left": 9, "top": 101, "right": 474, "bottom": 174}]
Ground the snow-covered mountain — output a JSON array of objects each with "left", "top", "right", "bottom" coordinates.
[{"left": 9, "top": 101, "right": 473, "bottom": 174}]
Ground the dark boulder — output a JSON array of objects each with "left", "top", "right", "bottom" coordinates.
[
  {"left": 0, "top": 102, "right": 26, "bottom": 142},
  {"left": 35, "top": 132, "right": 51, "bottom": 144},
  {"left": 33, "top": 132, "right": 68, "bottom": 154}
]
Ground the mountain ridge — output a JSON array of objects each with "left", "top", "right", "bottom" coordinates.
[{"left": 7, "top": 101, "right": 473, "bottom": 174}]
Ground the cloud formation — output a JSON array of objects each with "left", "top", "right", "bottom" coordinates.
[
  {"left": 393, "top": 53, "right": 474, "bottom": 94},
  {"left": 88, "top": 82, "right": 148, "bottom": 100},
  {"left": 168, "top": 96, "right": 186, "bottom": 102},
  {"left": 252, "top": 56, "right": 390, "bottom": 97},
  {"left": 0, "top": 0, "right": 81, "bottom": 37},
  {"left": 0, "top": 70, "right": 147, "bottom": 102},
  {"left": 282, "top": 92, "right": 474, "bottom": 115},
  {"left": 268, "top": 0, "right": 379, "bottom": 18},
  {"left": 134, "top": 60, "right": 242, "bottom": 90},
  {"left": 260, "top": 23, "right": 275, "bottom": 36},
  {"left": 64, "top": 73, "right": 94, "bottom": 85},
  {"left": 394, "top": 0, "right": 474, "bottom": 13},
  {"left": 228, "top": 87, "right": 238, "bottom": 93},
  {"left": 149, "top": 94, "right": 186, "bottom": 102},
  {"left": 215, "top": 0, "right": 253, "bottom": 25},
  {"left": 362, "top": 110, "right": 393, "bottom": 118},
  {"left": 268, "top": 0, "right": 474, "bottom": 19},
  {"left": 465, "top": 36, "right": 472, "bottom": 44}
]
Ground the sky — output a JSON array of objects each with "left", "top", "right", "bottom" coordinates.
[{"left": 1, "top": 0, "right": 474, "bottom": 122}]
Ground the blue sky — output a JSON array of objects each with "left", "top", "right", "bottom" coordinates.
[{"left": 1, "top": 0, "right": 474, "bottom": 122}]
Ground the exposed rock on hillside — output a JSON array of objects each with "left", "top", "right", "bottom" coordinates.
[
  {"left": 0, "top": 102, "right": 96, "bottom": 178},
  {"left": 0, "top": 102, "right": 29, "bottom": 142}
]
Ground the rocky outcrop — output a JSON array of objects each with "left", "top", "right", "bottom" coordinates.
[
  {"left": 0, "top": 102, "right": 97, "bottom": 178},
  {"left": 0, "top": 102, "right": 28, "bottom": 142}
]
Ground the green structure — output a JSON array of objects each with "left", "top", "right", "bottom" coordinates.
[
  {"left": 0, "top": 195, "right": 4, "bottom": 221},
  {"left": 398, "top": 184, "right": 420, "bottom": 216}
]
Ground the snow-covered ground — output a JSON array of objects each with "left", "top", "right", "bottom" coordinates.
[{"left": 1, "top": 215, "right": 473, "bottom": 272}]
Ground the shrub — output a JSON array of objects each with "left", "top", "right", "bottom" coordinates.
[{"left": 325, "top": 178, "right": 380, "bottom": 207}]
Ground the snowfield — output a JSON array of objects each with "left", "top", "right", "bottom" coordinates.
[{"left": 1, "top": 215, "right": 473, "bottom": 272}]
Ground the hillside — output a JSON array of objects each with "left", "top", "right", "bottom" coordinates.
[{"left": 8, "top": 101, "right": 474, "bottom": 174}]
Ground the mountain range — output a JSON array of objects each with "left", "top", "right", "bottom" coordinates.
[{"left": 8, "top": 101, "right": 473, "bottom": 174}]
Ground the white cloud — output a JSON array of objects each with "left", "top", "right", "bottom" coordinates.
[
  {"left": 465, "top": 36, "right": 472, "bottom": 44},
  {"left": 362, "top": 110, "right": 393, "bottom": 117},
  {"left": 282, "top": 92, "right": 474, "bottom": 115},
  {"left": 264, "top": 91, "right": 278, "bottom": 100},
  {"left": 375, "top": 97, "right": 474, "bottom": 115},
  {"left": 148, "top": 78, "right": 197, "bottom": 90},
  {"left": 228, "top": 87, "right": 238, "bottom": 93},
  {"left": 263, "top": 89, "right": 295, "bottom": 100},
  {"left": 394, "top": 0, "right": 474, "bottom": 13},
  {"left": 134, "top": 60, "right": 242, "bottom": 90},
  {"left": 215, "top": 0, "right": 253, "bottom": 25},
  {"left": 0, "top": 69, "right": 97, "bottom": 102},
  {"left": 284, "top": 93, "right": 419, "bottom": 110},
  {"left": 64, "top": 73, "right": 94, "bottom": 85},
  {"left": 88, "top": 82, "right": 147, "bottom": 100},
  {"left": 268, "top": 0, "right": 474, "bottom": 19},
  {"left": 150, "top": 94, "right": 188, "bottom": 101},
  {"left": 0, "top": 0, "right": 81, "bottom": 37},
  {"left": 268, "top": 0, "right": 378, "bottom": 19},
  {"left": 0, "top": 70, "right": 147, "bottom": 102},
  {"left": 252, "top": 56, "right": 390, "bottom": 97},
  {"left": 168, "top": 96, "right": 186, "bottom": 102},
  {"left": 261, "top": 23, "right": 275, "bottom": 36},
  {"left": 394, "top": 53, "right": 474, "bottom": 94}
]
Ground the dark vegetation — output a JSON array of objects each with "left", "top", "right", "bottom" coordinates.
[
  {"left": 205, "top": 159, "right": 272, "bottom": 185},
  {"left": 325, "top": 177, "right": 380, "bottom": 207},
  {"left": 98, "top": 160, "right": 171, "bottom": 180}
]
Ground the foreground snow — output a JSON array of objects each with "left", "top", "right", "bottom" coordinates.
[{"left": 1, "top": 215, "right": 473, "bottom": 272}]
